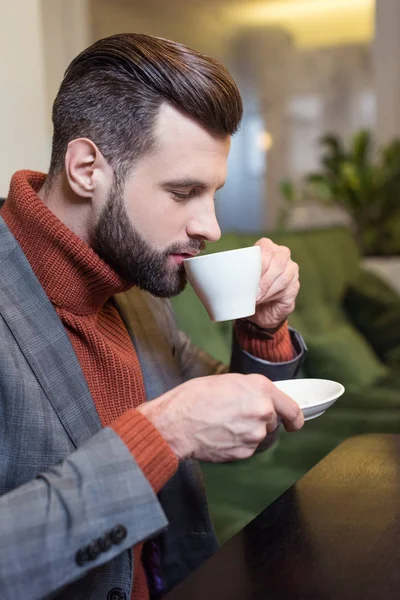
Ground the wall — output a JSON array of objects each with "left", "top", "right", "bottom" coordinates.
[
  {"left": 0, "top": 0, "right": 90, "bottom": 197},
  {"left": 41, "top": 0, "right": 90, "bottom": 134},
  {"left": 373, "top": 0, "right": 400, "bottom": 145},
  {"left": 90, "top": 0, "right": 231, "bottom": 60},
  {"left": 0, "top": 0, "right": 49, "bottom": 196},
  {"left": 285, "top": 43, "right": 374, "bottom": 229}
]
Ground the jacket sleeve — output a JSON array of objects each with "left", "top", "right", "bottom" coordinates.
[
  {"left": 0, "top": 427, "right": 168, "bottom": 600},
  {"left": 229, "top": 327, "right": 306, "bottom": 380},
  {"left": 165, "top": 299, "right": 306, "bottom": 382}
]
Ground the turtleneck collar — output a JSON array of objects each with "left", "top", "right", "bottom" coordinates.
[{"left": 1, "top": 170, "right": 130, "bottom": 315}]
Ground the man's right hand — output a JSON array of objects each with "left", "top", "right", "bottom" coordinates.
[{"left": 137, "top": 373, "right": 304, "bottom": 462}]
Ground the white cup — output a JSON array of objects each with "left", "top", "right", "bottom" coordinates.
[{"left": 183, "top": 246, "right": 262, "bottom": 322}]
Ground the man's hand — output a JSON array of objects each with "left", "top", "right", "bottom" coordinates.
[
  {"left": 138, "top": 373, "right": 304, "bottom": 462},
  {"left": 247, "top": 238, "right": 299, "bottom": 330}
]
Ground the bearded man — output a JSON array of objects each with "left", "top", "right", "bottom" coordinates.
[{"left": 0, "top": 33, "right": 305, "bottom": 600}]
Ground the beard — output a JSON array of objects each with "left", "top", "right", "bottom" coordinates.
[{"left": 92, "top": 178, "right": 205, "bottom": 298}]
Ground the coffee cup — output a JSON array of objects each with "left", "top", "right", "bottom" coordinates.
[{"left": 183, "top": 246, "right": 262, "bottom": 322}]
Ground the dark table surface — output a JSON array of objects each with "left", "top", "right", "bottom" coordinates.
[{"left": 165, "top": 434, "right": 400, "bottom": 600}]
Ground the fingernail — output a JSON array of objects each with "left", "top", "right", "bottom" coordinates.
[{"left": 256, "top": 286, "right": 262, "bottom": 300}]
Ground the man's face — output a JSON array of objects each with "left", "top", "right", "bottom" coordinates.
[{"left": 93, "top": 104, "right": 230, "bottom": 297}]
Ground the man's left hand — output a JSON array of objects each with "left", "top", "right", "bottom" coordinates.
[{"left": 246, "top": 238, "right": 300, "bottom": 330}]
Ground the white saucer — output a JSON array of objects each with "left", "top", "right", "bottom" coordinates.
[{"left": 274, "top": 378, "right": 345, "bottom": 420}]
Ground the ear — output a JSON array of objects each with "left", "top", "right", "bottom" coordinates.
[{"left": 64, "top": 138, "right": 109, "bottom": 199}]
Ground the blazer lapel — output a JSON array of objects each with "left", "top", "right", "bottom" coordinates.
[
  {"left": 114, "top": 289, "right": 182, "bottom": 401},
  {"left": 0, "top": 218, "right": 101, "bottom": 448}
]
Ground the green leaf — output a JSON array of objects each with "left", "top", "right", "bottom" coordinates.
[
  {"left": 351, "top": 129, "right": 371, "bottom": 165},
  {"left": 278, "top": 128, "right": 400, "bottom": 255},
  {"left": 279, "top": 178, "right": 295, "bottom": 203}
]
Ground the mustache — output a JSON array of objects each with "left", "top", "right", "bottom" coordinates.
[{"left": 166, "top": 239, "right": 206, "bottom": 255}]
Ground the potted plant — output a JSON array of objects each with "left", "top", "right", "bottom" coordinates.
[{"left": 278, "top": 130, "right": 400, "bottom": 290}]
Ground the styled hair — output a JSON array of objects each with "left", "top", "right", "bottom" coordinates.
[{"left": 48, "top": 33, "right": 243, "bottom": 181}]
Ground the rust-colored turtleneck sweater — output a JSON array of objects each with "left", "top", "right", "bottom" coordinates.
[{"left": 2, "top": 170, "right": 294, "bottom": 599}]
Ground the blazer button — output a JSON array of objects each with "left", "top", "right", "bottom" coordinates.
[
  {"left": 75, "top": 548, "right": 88, "bottom": 566},
  {"left": 107, "top": 588, "right": 127, "bottom": 600},
  {"left": 100, "top": 532, "right": 113, "bottom": 552},
  {"left": 87, "top": 539, "right": 102, "bottom": 560},
  {"left": 111, "top": 524, "right": 127, "bottom": 545}
]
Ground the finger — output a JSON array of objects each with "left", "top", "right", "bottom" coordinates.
[
  {"left": 271, "top": 385, "right": 304, "bottom": 432},
  {"left": 265, "top": 412, "right": 278, "bottom": 434},
  {"left": 257, "top": 246, "right": 292, "bottom": 300},
  {"left": 265, "top": 271, "right": 300, "bottom": 303},
  {"left": 243, "top": 424, "right": 268, "bottom": 446},
  {"left": 262, "top": 263, "right": 299, "bottom": 302},
  {"left": 255, "top": 238, "right": 279, "bottom": 277},
  {"left": 250, "top": 375, "right": 299, "bottom": 430}
]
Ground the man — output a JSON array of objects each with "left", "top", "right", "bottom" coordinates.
[{"left": 0, "top": 33, "right": 305, "bottom": 600}]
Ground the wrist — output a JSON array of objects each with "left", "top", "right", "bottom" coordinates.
[
  {"left": 236, "top": 318, "right": 286, "bottom": 338},
  {"left": 138, "top": 393, "right": 193, "bottom": 461},
  {"left": 235, "top": 319, "right": 294, "bottom": 362},
  {"left": 111, "top": 408, "right": 178, "bottom": 493}
]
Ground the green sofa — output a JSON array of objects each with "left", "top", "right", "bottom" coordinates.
[{"left": 171, "top": 226, "right": 400, "bottom": 543}]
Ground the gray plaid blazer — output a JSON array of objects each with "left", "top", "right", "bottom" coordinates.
[{"left": 0, "top": 216, "right": 304, "bottom": 600}]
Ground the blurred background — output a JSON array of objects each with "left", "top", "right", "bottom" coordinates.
[
  {"left": 1, "top": 0, "right": 395, "bottom": 234},
  {"left": 4, "top": 0, "right": 400, "bottom": 545}
]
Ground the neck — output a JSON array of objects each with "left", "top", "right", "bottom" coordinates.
[
  {"left": 2, "top": 170, "right": 130, "bottom": 314},
  {"left": 37, "top": 173, "right": 95, "bottom": 246}
]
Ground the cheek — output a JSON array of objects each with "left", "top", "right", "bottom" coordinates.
[
  {"left": 153, "top": 206, "right": 188, "bottom": 246},
  {"left": 125, "top": 194, "right": 188, "bottom": 247}
]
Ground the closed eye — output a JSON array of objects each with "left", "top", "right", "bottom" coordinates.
[
  {"left": 171, "top": 188, "right": 203, "bottom": 201},
  {"left": 171, "top": 190, "right": 192, "bottom": 201}
]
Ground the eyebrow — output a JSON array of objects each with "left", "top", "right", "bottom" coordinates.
[{"left": 160, "top": 178, "right": 225, "bottom": 191}]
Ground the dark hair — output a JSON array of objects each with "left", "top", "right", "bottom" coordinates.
[{"left": 48, "top": 33, "right": 243, "bottom": 182}]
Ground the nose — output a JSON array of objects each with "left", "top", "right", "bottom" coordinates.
[{"left": 186, "top": 199, "right": 222, "bottom": 243}]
